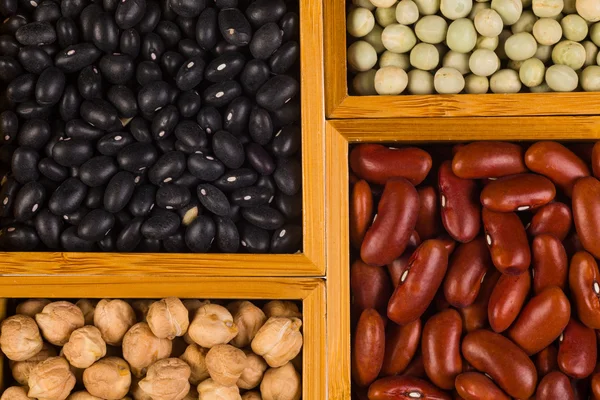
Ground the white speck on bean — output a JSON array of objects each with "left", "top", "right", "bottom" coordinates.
[
  {"left": 150, "top": 53, "right": 156, "bottom": 60},
  {"left": 486, "top": 234, "right": 492, "bottom": 246},
  {"left": 408, "top": 391, "right": 422, "bottom": 398},
  {"left": 166, "top": 206, "right": 173, "bottom": 210},
  {"left": 32, "top": 204, "right": 38, "bottom": 212},
  {"left": 114, "top": 136, "right": 122, "bottom": 141},
  {"left": 275, "top": 129, "right": 282, "bottom": 137},
  {"left": 594, "top": 281, "right": 600, "bottom": 295},
  {"left": 159, "top": 131, "right": 165, "bottom": 137},
  {"left": 155, "top": 107, "right": 162, "bottom": 112},
  {"left": 63, "top": 215, "right": 69, "bottom": 220},
  {"left": 201, "top": 189, "right": 207, "bottom": 196},
  {"left": 400, "top": 269, "right": 409, "bottom": 283},
  {"left": 206, "top": 156, "right": 214, "bottom": 160},
  {"left": 373, "top": 214, "right": 377, "bottom": 223},
  {"left": 30, "top": 1, "right": 38, "bottom": 6},
  {"left": 279, "top": 230, "right": 286, "bottom": 237},
  {"left": 206, "top": 128, "right": 212, "bottom": 134},
  {"left": 559, "top": 333, "right": 564, "bottom": 342},
  {"left": 269, "top": 196, "right": 274, "bottom": 203},
  {"left": 163, "top": 177, "right": 173, "bottom": 183},
  {"left": 7, "top": 227, "right": 15, "bottom": 232},
  {"left": 244, "top": 195, "right": 251, "bottom": 200},
  {"left": 241, "top": 240, "right": 247, "bottom": 247},
  {"left": 217, "top": 63, "right": 227, "bottom": 71},
  {"left": 517, "top": 206, "right": 530, "bottom": 211},
  {"left": 67, "top": 49, "right": 75, "bottom": 56},
  {"left": 227, "top": 177, "right": 236, "bottom": 182},
  {"left": 441, "top": 194, "right": 446, "bottom": 208},
  {"left": 227, "top": 113, "right": 233, "bottom": 121},
  {"left": 215, "top": 91, "right": 225, "bottom": 98},
  {"left": 135, "top": 176, "right": 141, "bottom": 183},
  {"left": 285, "top": 98, "right": 292, "bottom": 103},
  {"left": 187, "top": 61, "right": 194, "bottom": 68},
  {"left": 3, "top": 135, "right": 9, "bottom": 140},
  {"left": 93, "top": 67, "right": 98, "bottom": 73},
  {"left": 2, "top": 197, "right": 8, "bottom": 205}
]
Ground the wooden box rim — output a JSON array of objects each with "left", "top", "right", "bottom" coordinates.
[
  {"left": 0, "top": 0, "right": 326, "bottom": 277},
  {"left": 324, "top": 0, "right": 600, "bottom": 119}
]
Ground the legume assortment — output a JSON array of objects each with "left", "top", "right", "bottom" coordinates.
[
  {"left": 347, "top": 0, "right": 600, "bottom": 94},
  {"left": 0, "top": 0, "right": 302, "bottom": 254},
  {"left": 350, "top": 141, "right": 600, "bottom": 399}
]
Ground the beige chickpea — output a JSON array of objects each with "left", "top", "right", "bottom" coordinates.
[
  {"left": 146, "top": 298, "right": 189, "bottom": 340},
  {"left": 62, "top": 326, "right": 107, "bottom": 369},
  {"left": 188, "top": 304, "right": 238, "bottom": 348},
  {"left": 138, "top": 358, "right": 191, "bottom": 400},
  {"left": 262, "top": 301, "right": 301, "bottom": 320},
  {"left": 242, "top": 392, "right": 262, "bottom": 400},
  {"left": 179, "top": 343, "right": 210, "bottom": 385},
  {"left": 237, "top": 350, "right": 268, "bottom": 390},
  {"left": 35, "top": 302, "right": 84, "bottom": 347},
  {"left": 66, "top": 392, "right": 103, "bottom": 400},
  {"left": 28, "top": 357, "right": 76, "bottom": 400},
  {"left": 131, "top": 300, "right": 155, "bottom": 322},
  {"left": 122, "top": 322, "right": 172, "bottom": 378},
  {"left": 260, "top": 363, "right": 301, "bottom": 400},
  {"left": 1, "top": 387, "right": 32, "bottom": 400},
  {"left": 16, "top": 299, "right": 51, "bottom": 317},
  {"left": 206, "top": 344, "right": 247, "bottom": 386},
  {"left": 251, "top": 317, "right": 303, "bottom": 368},
  {"left": 228, "top": 301, "right": 267, "bottom": 348},
  {"left": 11, "top": 342, "right": 57, "bottom": 385},
  {"left": 130, "top": 376, "right": 152, "bottom": 400},
  {"left": 1, "top": 315, "right": 43, "bottom": 361},
  {"left": 182, "top": 299, "right": 210, "bottom": 320},
  {"left": 197, "top": 379, "right": 241, "bottom": 400},
  {"left": 83, "top": 357, "right": 131, "bottom": 400},
  {"left": 182, "top": 388, "right": 198, "bottom": 400},
  {"left": 75, "top": 300, "right": 97, "bottom": 326},
  {"left": 94, "top": 299, "right": 136, "bottom": 346}
]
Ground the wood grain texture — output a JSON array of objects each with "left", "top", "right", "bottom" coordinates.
[
  {"left": 0, "top": 277, "right": 326, "bottom": 399},
  {"left": 324, "top": 0, "right": 348, "bottom": 116},
  {"left": 0, "top": 0, "right": 326, "bottom": 278}
]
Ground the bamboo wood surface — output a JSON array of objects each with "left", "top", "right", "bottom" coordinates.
[
  {"left": 0, "top": 0, "right": 326, "bottom": 278},
  {"left": 326, "top": 118, "right": 600, "bottom": 400},
  {"left": 0, "top": 277, "right": 326, "bottom": 399},
  {"left": 324, "top": 0, "right": 600, "bottom": 118}
]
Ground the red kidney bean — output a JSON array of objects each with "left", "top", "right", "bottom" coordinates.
[
  {"left": 507, "top": 286, "right": 571, "bottom": 355},
  {"left": 536, "top": 345, "right": 559, "bottom": 376},
  {"left": 361, "top": 178, "right": 419, "bottom": 266},
  {"left": 532, "top": 234, "right": 568, "bottom": 294},
  {"left": 381, "top": 319, "right": 421, "bottom": 377},
  {"left": 351, "top": 259, "right": 392, "bottom": 317},
  {"left": 569, "top": 251, "right": 600, "bottom": 329},
  {"left": 528, "top": 202, "right": 572, "bottom": 241},
  {"left": 573, "top": 176, "right": 600, "bottom": 259},
  {"left": 368, "top": 376, "right": 451, "bottom": 400},
  {"left": 387, "top": 240, "right": 449, "bottom": 325},
  {"left": 558, "top": 318, "right": 597, "bottom": 379},
  {"left": 350, "top": 180, "right": 373, "bottom": 250},
  {"left": 592, "top": 371, "right": 600, "bottom": 399},
  {"left": 352, "top": 309, "right": 385, "bottom": 388},
  {"left": 454, "top": 372, "right": 510, "bottom": 400},
  {"left": 482, "top": 208, "right": 531, "bottom": 275},
  {"left": 416, "top": 186, "right": 442, "bottom": 240},
  {"left": 436, "top": 233, "right": 456, "bottom": 255},
  {"left": 350, "top": 144, "right": 433, "bottom": 186},
  {"left": 422, "top": 309, "right": 463, "bottom": 390},
  {"left": 536, "top": 371, "right": 576, "bottom": 400},
  {"left": 438, "top": 161, "right": 481, "bottom": 243},
  {"left": 443, "top": 237, "right": 492, "bottom": 308},
  {"left": 525, "top": 141, "right": 590, "bottom": 197},
  {"left": 480, "top": 173, "right": 556, "bottom": 212},
  {"left": 452, "top": 142, "right": 527, "bottom": 179},
  {"left": 488, "top": 270, "right": 531, "bottom": 333},
  {"left": 387, "top": 232, "right": 421, "bottom": 287},
  {"left": 593, "top": 142, "right": 600, "bottom": 179},
  {"left": 458, "top": 269, "right": 501, "bottom": 333},
  {"left": 462, "top": 329, "right": 537, "bottom": 399}
]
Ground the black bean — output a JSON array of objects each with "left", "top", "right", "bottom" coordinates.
[
  {"left": 35, "top": 66, "right": 65, "bottom": 106},
  {"left": 238, "top": 221, "right": 269, "bottom": 252},
  {"left": 269, "top": 40, "right": 298, "bottom": 74},
  {"left": 256, "top": 75, "right": 299, "bottom": 112},
  {"left": 223, "top": 96, "right": 251, "bottom": 136},
  {"left": 218, "top": 8, "right": 251, "bottom": 46},
  {"left": 61, "top": 0, "right": 87, "bottom": 19},
  {"left": 33, "top": 0, "right": 61, "bottom": 22},
  {"left": 186, "top": 152, "right": 224, "bottom": 182},
  {"left": 177, "top": 90, "right": 202, "bottom": 118},
  {"left": 230, "top": 186, "right": 271, "bottom": 207},
  {"left": 197, "top": 183, "right": 229, "bottom": 216},
  {"left": 138, "top": 0, "right": 161, "bottom": 33},
  {"left": 163, "top": 230, "right": 187, "bottom": 252},
  {"left": 80, "top": 156, "right": 119, "bottom": 187},
  {"left": 0, "top": 177, "right": 20, "bottom": 217},
  {"left": 48, "top": 177, "right": 87, "bottom": 215},
  {"left": 11, "top": 146, "right": 39, "bottom": 183},
  {"left": 147, "top": 150, "right": 185, "bottom": 186},
  {"left": 60, "top": 225, "right": 96, "bottom": 251},
  {"left": 129, "top": 117, "right": 152, "bottom": 143},
  {"left": 0, "top": 0, "right": 17, "bottom": 16},
  {"left": 56, "top": 17, "right": 79, "bottom": 48},
  {"left": 93, "top": 12, "right": 119, "bottom": 53},
  {"left": 129, "top": 184, "right": 156, "bottom": 217},
  {"left": 247, "top": 108, "right": 272, "bottom": 146},
  {"left": 240, "top": 59, "right": 270, "bottom": 95},
  {"left": 204, "top": 81, "right": 241, "bottom": 107},
  {"left": 255, "top": 174, "right": 277, "bottom": 197},
  {"left": 0, "top": 146, "right": 17, "bottom": 167},
  {"left": 271, "top": 224, "right": 301, "bottom": 253},
  {"left": 174, "top": 120, "right": 206, "bottom": 149},
  {"left": 107, "top": 85, "right": 138, "bottom": 118},
  {"left": 246, "top": 0, "right": 286, "bottom": 27},
  {"left": 138, "top": 80, "right": 171, "bottom": 114},
  {"left": 17, "top": 45, "right": 51, "bottom": 74},
  {"left": 159, "top": 51, "right": 183, "bottom": 77},
  {"left": 170, "top": 0, "right": 205, "bottom": 17},
  {"left": 196, "top": 106, "right": 222, "bottom": 135},
  {"left": 0, "top": 111, "right": 18, "bottom": 145},
  {"left": 77, "top": 208, "right": 115, "bottom": 241},
  {"left": 216, "top": 0, "right": 237, "bottom": 8},
  {"left": 59, "top": 85, "right": 83, "bottom": 122},
  {"left": 175, "top": 55, "right": 205, "bottom": 91},
  {"left": 155, "top": 137, "right": 176, "bottom": 153},
  {"left": 62, "top": 206, "right": 88, "bottom": 226},
  {"left": 213, "top": 215, "right": 238, "bottom": 252},
  {"left": 18, "top": 119, "right": 50, "bottom": 150},
  {"left": 44, "top": 132, "right": 65, "bottom": 159},
  {"left": 80, "top": 99, "right": 119, "bottom": 131},
  {"left": 0, "top": 35, "right": 20, "bottom": 57},
  {"left": 274, "top": 192, "right": 301, "bottom": 219},
  {"left": 215, "top": 168, "right": 257, "bottom": 191},
  {"left": 0, "top": 223, "right": 39, "bottom": 250},
  {"left": 52, "top": 138, "right": 93, "bottom": 167},
  {"left": 55, "top": 44, "right": 102, "bottom": 73},
  {"left": 0, "top": 15, "right": 27, "bottom": 36},
  {"left": 178, "top": 38, "right": 203, "bottom": 58},
  {"left": 175, "top": 15, "right": 195, "bottom": 39},
  {"left": 141, "top": 208, "right": 179, "bottom": 239},
  {"left": 280, "top": 11, "right": 299, "bottom": 42},
  {"left": 185, "top": 214, "right": 215, "bottom": 252},
  {"left": 136, "top": 237, "right": 161, "bottom": 252},
  {"left": 271, "top": 97, "right": 300, "bottom": 127},
  {"left": 84, "top": 185, "right": 105, "bottom": 209},
  {"left": 115, "top": 216, "right": 143, "bottom": 251},
  {"left": 34, "top": 208, "right": 62, "bottom": 249},
  {"left": 141, "top": 32, "right": 164, "bottom": 61},
  {"left": 250, "top": 22, "right": 282, "bottom": 60},
  {"left": 15, "top": 22, "right": 55, "bottom": 45},
  {"left": 151, "top": 104, "right": 179, "bottom": 140},
  {"left": 274, "top": 158, "right": 301, "bottom": 196},
  {"left": 104, "top": 0, "right": 118, "bottom": 12},
  {"left": 116, "top": 0, "right": 147, "bottom": 29},
  {"left": 212, "top": 130, "right": 244, "bottom": 169},
  {"left": 241, "top": 205, "right": 284, "bottom": 230},
  {"left": 195, "top": 7, "right": 218, "bottom": 51},
  {"left": 98, "top": 231, "right": 116, "bottom": 251},
  {"left": 205, "top": 52, "right": 245, "bottom": 83},
  {"left": 65, "top": 119, "right": 104, "bottom": 141},
  {"left": 104, "top": 171, "right": 135, "bottom": 213},
  {"left": 6, "top": 73, "right": 36, "bottom": 103},
  {"left": 120, "top": 28, "right": 141, "bottom": 58},
  {"left": 270, "top": 124, "right": 301, "bottom": 157},
  {"left": 77, "top": 66, "right": 102, "bottom": 101},
  {"left": 172, "top": 171, "right": 198, "bottom": 188},
  {"left": 156, "top": 183, "right": 190, "bottom": 210},
  {"left": 136, "top": 60, "right": 163, "bottom": 86},
  {"left": 15, "top": 101, "right": 52, "bottom": 120},
  {"left": 246, "top": 142, "right": 275, "bottom": 176},
  {"left": 117, "top": 142, "right": 158, "bottom": 172},
  {"left": 100, "top": 54, "right": 135, "bottom": 85}
]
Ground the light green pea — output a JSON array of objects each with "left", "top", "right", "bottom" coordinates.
[
  {"left": 446, "top": 18, "right": 477, "bottom": 53},
  {"left": 364, "top": 24, "right": 386, "bottom": 53},
  {"left": 491, "top": 0, "right": 523, "bottom": 25},
  {"left": 477, "top": 35, "right": 500, "bottom": 51},
  {"left": 561, "top": 14, "right": 589, "bottom": 41},
  {"left": 347, "top": 7, "right": 376, "bottom": 37},
  {"left": 581, "top": 65, "right": 600, "bottom": 91},
  {"left": 552, "top": 40, "right": 586, "bottom": 69},
  {"left": 576, "top": 0, "right": 600, "bottom": 22},
  {"left": 546, "top": 64, "right": 578, "bottom": 91},
  {"left": 382, "top": 24, "right": 417, "bottom": 53},
  {"left": 532, "top": 0, "right": 564, "bottom": 17},
  {"left": 474, "top": 9, "right": 504, "bottom": 37},
  {"left": 583, "top": 41, "right": 599, "bottom": 67},
  {"left": 379, "top": 51, "right": 411, "bottom": 69},
  {"left": 443, "top": 50, "right": 471, "bottom": 74},
  {"left": 533, "top": 18, "right": 563, "bottom": 46},
  {"left": 465, "top": 74, "right": 490, "bottom": 93},
  {"left": 440, "top": 0, "right": 473, "bottom": 19},
  {"left": 490, "top": 69, "right": 522, "bottom": 92},
  {"left": 469, "top": 49, "right": 500, "bottom": 76},
  {"left": 415, "top": 15, "right": 448, "bottom": 44},
  {"left": 413, "top": 0, "right": 441, "bottom": 15},
  {"left": 410, "top": 43, "right": 440, "bottom": 70},
  {"left": 519, "top": 58, "right": 546, "bottom": 87},
  {"left": 396, "top": 0, "right": 420, "bottom": 24},
  {"left": 408, "top": 69, "right": 435, "bottom": 94},
  {"left": 352, "top": 69, "right": 378, "bottom": 95},
  {"left": 434, "top": 67, "right": 465, "bottom": 93},
  {"left": 348, "top": 41, "right": 378, "bottom": 71},
  {"left": 511, "top": 11, "right": 538, "bottom": 34},
  {"left": 504, "top": 32, "right": 538, "bottom": 61},
  {"left": 374, "top": 66, "right": 409, "bottom": 94},
  {"left": 375, "top": 5, "right": 398, "bottom": 26}
]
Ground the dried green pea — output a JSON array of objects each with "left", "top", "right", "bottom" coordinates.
[
  {"left": 490, "top": 68, "right": 522, "bottom": 93},
  {"left": 465, "top": 74, "right": 489, "bottom": 93},
  {"left": 552, "top": 40, "right": 586, "bottom": 70},
  {"left": 407, "top": 69, "right": 435, "bottom": 94},
  {"left": 379, "top": 51, "right": 411, "bottom": 69},
  {"left": 533, "top": 18, "right": 562, "bottom": 46},
  {"left": 474, "top": 9, "right": 503, "bottom": 37},
  {"left": 410, "top": 43, "right": 440, "bottom": 70},
  {"left": 415, "top": 15, "right": 448, "bottom": 44},
  {"left": 374, "top": 66, "right": 408, "bottom": 94},
  {"left": 352, "top": 69, "right": 378, "bottom": 95},
  {"left": 532, "top": 0, "right": 564, "bottom": 17},
  {"left": 491, "top": 0, "right": 523, "bottom": 25},
  {"left": 382, "top": 24, "right": 417, "bottom": 53},
  {"left": 469, "top": 48, "right": 499, "bottom": 76},
  {"left": 440, "top": 0, "right": 473, "bottom": 20},
  {"left": 511, "top": 10, "right": 537, "bottom": 34},
  {"left": 434, "top": 67, "right": 465, "bottom": 93},
  {"left": 519, "top": 57, "right": 546, "bottom": 87},
  {"left": 561, "top": 14, "right": 588, "bottom": 42},
  {"left": 504, "top": 32, "right": 537, "bottom": 61},
  {"left": 396, "top": 0, "right": 420, "bottom": 25},
  {"left": 443, "top": 50, "right": 470, "bottom": 74},
  {"left": 347, "top": 7, "right": 376, "bottom": 38},
  {"left": 546, "top": 64, "right": 578, "bottom": 91},
  {"left": 583, "top": 41, "right": 599, "bottom": 67},
  {"left": 581, "top": 65, "right": 600, "bottom": 91},
  {"left": 347, "top": 41, "right": 378, "bottom": 71},
  {"left": 446, "top": 18, "right": 477, "bottom": 53}
]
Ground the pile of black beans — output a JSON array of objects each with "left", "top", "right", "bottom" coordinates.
[{"left": 0, "top": 0, "right": 303, "bottom": 254}]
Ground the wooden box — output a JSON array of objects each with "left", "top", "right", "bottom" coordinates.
[
  {"left": 0, "top": 276, "right": 325, "bottom": 398},
  {"left": 325, "top": 117, "right": 600, "bottom": 399},
  {"left": 324, "top": 0, "right": 600, "bottom": 119},
  {"left": 0, "top": 0, "right": 326, "bottom": 277}
]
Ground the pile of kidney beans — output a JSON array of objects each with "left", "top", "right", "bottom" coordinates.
[
  {"left": 0, "top": 0, "right": 302, "bottom": 253},
  {"left": 350, "top": 141, "right": 600, "bottom": 400}
]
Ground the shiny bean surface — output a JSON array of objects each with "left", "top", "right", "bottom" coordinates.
[
  {"left": 488, "top": 270, "right": 531, "bottom": 333},
  {"left": 533, "top": 234, "right": 568, "bottom": 293},
  {"left": 455, "top": 372, "right": 510, "bottom": 400},
  {"left": 368, "top": 376, "right": 451, "bottom": 400},
  {"left": 573, "top": 176, "right": 600, "bottom": 259},
  {"left": 480, "top": 173, "right": 556, "bottom": 212},
  {"left": 452, "top": 142, "right": 527, "bottom": 179},
  {"left": 482, "top": 208, "right": 531, "bottom": 275},
  {"left": 569, "top": 251, "right": 600, "bottom": 329},
  {"left": 558, "top": 318, "right": 597, "bottom": 379},
  {"left": 381, "top": 319, "right": 421, "bottom": 377},
  {"left": 352, "top": 309, "right": 385, "bottom": 388}
]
